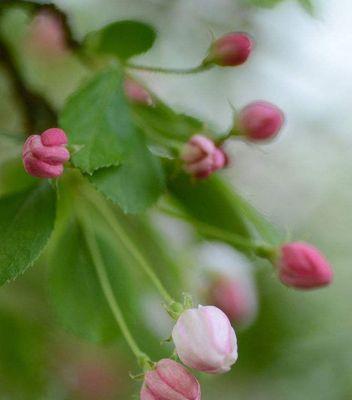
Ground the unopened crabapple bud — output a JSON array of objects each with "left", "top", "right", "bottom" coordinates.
[
  {"left": 204, "top": 32, "right": 253, "bottom": 67},
  {"left": 22, "top": 128, "right": 70, "bottom": 179},
  {"left": 181, "top": 135, "right": 227, "bottom": 179},
  {"left": 235, "top": 101, "right": 284, "bottom": 141},
  {"left": 278, "top": 242, "right": 333, "bottom": 289},
  {"left": 124, "top": 78, "right": 153, "bottom": 106},
  {"left": 208, "top": 276, "right": 257, "bottom": 327},
  {"left": 172, "top": 305, "right": 238, "bottom": 374},
  {"left": 141, "top": 359, "right": 201, "bottom": 400}
]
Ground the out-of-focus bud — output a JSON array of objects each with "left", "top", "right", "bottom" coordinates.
[
  {"left": 23, "top": 128, "right": 70, "bottom": 178},
  {"left": 172, "top": 305, "right": 238, "bottom": 374},
  {"left": 124, "top": 78, "right": 153, "bottom": 106},
  {"left": 181, "top": 135, "right": 227, "bottom": 179},
  {"left": 28, "top": 10, "right": 67, "bottom": 56},
  {"left": 208, "top": 276, "right": 257, "bottom": 327},
  {"left": 278, "top": 242, "right": 333, "bottom": 289},
  {"left": 141, "top": 359, "right": 201, "bottom": 400},
  {"left": 204, "top": 32, "right": 253, "bottom": 67},
  {"left": 235, "top": 101, "right": 284, "bottom": 141}
]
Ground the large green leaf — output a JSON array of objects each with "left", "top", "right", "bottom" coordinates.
[
  {"left": 49, "top": 214, "right": 137, "bottom": 343},
  {"left": 59, "top": 68, "right": 137, "bottom": 174},
  {"left": 89, "top": 20, "right": 156, "bottom": 60},
  {"left": 0, "top": 182, "right": 56, "bottom": 285},
  {"left": 247, "top": 0, "right": 285, "bottom": 8},
  {"left": 90, "top": 131, "right": 165, "bottom": 213},
  {"left": 168, "top": 173, "right": 251, "bottom": 238}
]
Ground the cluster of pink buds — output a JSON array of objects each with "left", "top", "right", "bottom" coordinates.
[
  {"left": 277, "top": 242, "right": 333, "bottom": 289},
  {"left": 23, "top": 128, "right": 70, "bottom": 179},
  {"left": 181, "top": 135, "right": 227, "bottom": 179}
]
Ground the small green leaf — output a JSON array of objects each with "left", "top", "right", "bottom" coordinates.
[
  {"left": 133, "top": 98, "right": 203, "bottom": 142},
  {"left": 90, "top": 20, "right": 156, "bottom": 60},
  {"left": 0, "top": 182, "right": 56, "bottom": 285},
  {"left": 90, "top": 132, "right": 165, "bottom": 213},
  {"left": 59, "top": 68, "right": 137, "bottom": 174},
  {"left": 49, "top": 215, "right": 137, "bottom": 343}
]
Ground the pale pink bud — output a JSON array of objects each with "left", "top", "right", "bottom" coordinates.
[
  {"left": 172, "top": 306, "right": 238, "bottom": 374},
  {"left": 22, "top": 128, "right": 70, "bottom": 179},
  {"left": 278, "top": 242, "right": 333, "bottom": 289},
  {"left": 208, "top": 277, "right": 256, "bottom": 327},
  {"left": 236, "top": 101, "right": 284, "bottom": 141},
  {"left": 124, "top": 78, "right": 153, "bottom": 106},
  {"left": 141, "top": 359, "right": 201, "bottom": 400},
  {"left": 205, "top": 32, "right": 253, "bottom": 67},
  {"left": 28, "top": 10, "right": 67, "bottom": 56},
  {"left": 181, "top": 135, "right": 227, "bottom": 179}
]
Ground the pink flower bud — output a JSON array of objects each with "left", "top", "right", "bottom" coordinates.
[
  {"left": 172, "top": 306, "right": 238, "bottom": 374},
  {"left": 22, "top": 128, "right": 70, "bottom": 179},
  {"left": 205, "top": 32, "right": 253, "bottom": 67},
  {"left": 141, "top": 359, "right": 201, "bottom": 400},
  {"left": 236, "top": 101, "right": 284, "bottom": 141},
  {"left": 278, "top": 242, "right": 333, "bottom": 289},
  {"left": 181, "top": 135, "right": 227, "bottom": 179},
  {"left": 124, "top": 78, "right": 153, "bottom": 106},
  {"left": 28, "top": 10, "right": 67, "bottom": 56},
  {"left": 208, "top": 276, "right": 257, "bottom": 327}
]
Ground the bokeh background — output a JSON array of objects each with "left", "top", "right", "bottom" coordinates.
[{"left": 0, "top": 0, "right": 351, "bottom": 398}]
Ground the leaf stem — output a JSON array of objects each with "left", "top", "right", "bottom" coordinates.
[
  {"left": 125, "top": 62, "right": 212, "bottom": 75},
  {"left": 79, "top": 211, "right": 151, "bottom": 366},
  {"left": 83, "top": 190, "right": 177, "bottom": 307},
  {"left": 158, "top": 205, "right": 275, "bottom": 258}
]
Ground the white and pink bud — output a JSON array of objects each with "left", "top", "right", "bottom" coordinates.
[
  {"left": 278, "top": 242, "right": 333, "bottom": 289},
  {"left": 208, "top": 276, "right": 257, "bottom": 327},
  {"left": 205, "top": 32, "right": 253, "bottom": 67},
  {"left": 236, "top": 101, "right": 284, "bottom": 141},
  {"left": 172, "top": 306, "right": 238, "bottom": 374},
  {"left": 124, "top": 78, "right": 153, "bottom": 106},
  {"left": 22, "top": 128, "right": 70, "bottom": 179},
  {"left": 141, "top": 359, "right": 201, "bottom": 400},
  {"left": 181, "top": 135, "right": 227, "bottom": 179}
]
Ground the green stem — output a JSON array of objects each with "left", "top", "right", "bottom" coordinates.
[
  {"left": 125, "top": 62, "right": 212, "bottom": 75},
  {"left": 84, "top": 191, "right": 177, "bottom": 306},
  {"left": 78, "top": 211, "right": 150, "bottom": 366},
  {"left": 159, "top": 205, "right": 275, "bottom": 257}
]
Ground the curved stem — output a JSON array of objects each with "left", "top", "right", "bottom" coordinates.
[
  {"left": 84, "top": 191, "right": 177, "bottom": 306},
  {"left": 79, "top": 211, "right": 150, "bottom": 364},
  {"left": 158, "top": 205, "right": 275, "bottom": 257},
  {"left": 126, "top": 62, "right": 212, "bottom": 75}
]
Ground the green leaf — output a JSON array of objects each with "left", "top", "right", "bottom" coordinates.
[
  {"left": 0, "top": 134, "right": 36, "bottom": 196},
  {"left": 90, "top": 131, "right": 165, "bottom": 213},
  {"left": 0, "top": 182, "right": 56, "bottom": 285},
  {"left": 247, "top": 0, "right": 285, "bottom": 8},
  {"left": 49, "top": 214, "right": 138, "bottom": 343},
  {"left": 89, "top": 20, "right": 156, "bottom": 60},
  {"left": 133, "top": 97, "right": 203, "bottom": 142},
  {"left": 297, "top": 0, "right": 314, "bottom": 15},
  {"left": 168, "top": 173, "right": 251, "bottom": 239},
  {"left": 59, "top": 68, "right": 137, "bottom": 174}
]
